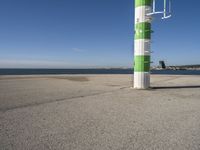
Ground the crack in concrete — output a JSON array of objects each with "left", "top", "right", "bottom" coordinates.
[{"left": 0, "top": 86, "right": 128, "bottom": 113}]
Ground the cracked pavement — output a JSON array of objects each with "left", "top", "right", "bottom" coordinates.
[{"left": 1, "top": 74, "right": 200, "bottom": 150}]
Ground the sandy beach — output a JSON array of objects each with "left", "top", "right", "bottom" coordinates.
[{"left": 1, "top": 74, "right": 200, "bottom": 150}]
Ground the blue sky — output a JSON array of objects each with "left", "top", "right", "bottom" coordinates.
[{"left": 0, "top": 0, "right": 199, "bottom": 68}]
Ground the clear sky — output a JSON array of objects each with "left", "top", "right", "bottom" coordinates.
[{"left": 0, "top": 0, "right": 199, "bottom": 68}]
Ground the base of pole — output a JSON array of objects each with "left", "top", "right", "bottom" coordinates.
[
  {"left": 130, "top": 86, "right": 152, "bottom": 90},
  {"left": 133, "top": 72, "right": 150, "bottom": 89}
]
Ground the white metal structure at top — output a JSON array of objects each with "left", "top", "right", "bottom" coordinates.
[{"left": 147, "top": 0, "right": 172, "bottom": 19}]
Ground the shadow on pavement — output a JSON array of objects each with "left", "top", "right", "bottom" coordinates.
[{"left": 152, "top": 85, "right": 200, "bottom": 89}]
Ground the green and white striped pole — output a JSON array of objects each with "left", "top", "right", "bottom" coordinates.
[{"left": 134, "top": 0, "right": 152, "bottom": 89}]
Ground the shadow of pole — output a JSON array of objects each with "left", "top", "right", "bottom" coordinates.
[{"left": 152, "top": 85, "right": 200, "bottom": 90}]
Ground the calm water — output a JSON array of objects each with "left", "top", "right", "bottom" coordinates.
[{"left": 0, "top": 69, "right": 200, "bottom": 75}]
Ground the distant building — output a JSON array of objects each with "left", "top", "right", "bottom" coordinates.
[{"left": 159, "top": 61, "right": 166, "bottom": 69}]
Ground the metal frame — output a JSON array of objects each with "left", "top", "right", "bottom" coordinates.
[{"left": 146, "top": 0, "right": 172, "bottom": 19}]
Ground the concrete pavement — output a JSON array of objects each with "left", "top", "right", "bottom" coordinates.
[{"left": 0, "top": 75, "right": 200, "bottom": 150}]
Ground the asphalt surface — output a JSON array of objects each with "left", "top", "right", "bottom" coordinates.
[{"left": 0, "top": 74, "right": 200, "bottom": 150}]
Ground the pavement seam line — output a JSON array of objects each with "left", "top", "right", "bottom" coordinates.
[{"left": 0, "top": 86, "right": 129, "bottom": 113}]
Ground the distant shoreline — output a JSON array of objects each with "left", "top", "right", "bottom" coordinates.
[{"left": 0, "top": 68, "right": 200, "bottom": 76}]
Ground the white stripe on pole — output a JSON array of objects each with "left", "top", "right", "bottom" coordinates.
[
  {"left": 135, "top": 6, "right": 152, "bottom": 23},
  {"left": 134, "top": 39, "right": 151, "bottom": 56},
  {"left": 134, "top": 72, "right": 150, "bottom": 89}
]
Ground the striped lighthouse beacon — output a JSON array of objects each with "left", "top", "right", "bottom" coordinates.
[{"left": 134, "top": 0, "right": 172, "bottom": 89}]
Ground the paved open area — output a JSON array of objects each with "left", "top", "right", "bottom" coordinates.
[{"left": 0, "top": 74, "right": 200, "bottom": 150}]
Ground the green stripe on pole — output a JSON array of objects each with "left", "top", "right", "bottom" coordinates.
[
  {"left": 135, "top": 22, "right": 151, "bottom": 39},
  {"left": 134, "top": 55, "right": 150, "bottom": 72},
  {"left": 135, "top": 0, "right": 152, "bottom": 7}
]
